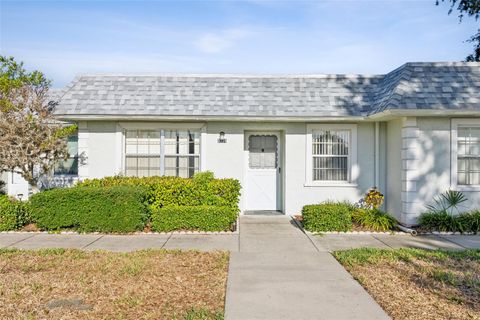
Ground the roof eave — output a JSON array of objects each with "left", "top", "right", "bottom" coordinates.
[
  {"left": 54, "top": 114, "right": 369, "bottom": 122},
  {"left": 369, "top": 109, "right": 480, "bottom": 120}
]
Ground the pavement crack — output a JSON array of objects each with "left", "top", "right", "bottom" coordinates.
[
  {"left": 160, "top": 232, "right": 174, "bottom": 249},
  {"left": 6, "top": 233, "right": 38, "bottom": 248},
  {"left": 436, "top": 234, "right": 467, "bottom": 249},
  {"left": 82, "top": 235, "right": 104, "bottom": 250},
  {"left": 371, "top": 235, "right": 393, "bottom": 249}
]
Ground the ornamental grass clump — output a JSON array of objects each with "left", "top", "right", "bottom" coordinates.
[
  {"left": 352, "top": 208, "right": 397, "bottom": 232},
  {"left": 418, "top": 190, "right": 479, "bottom": 233}
]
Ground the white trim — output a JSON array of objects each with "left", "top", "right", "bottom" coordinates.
[
  {"left": 115, "top": 124, "right": 124, "bottom": 175},
  {"left": 305, "top": 123, "right": 358, "bottom": 186},
  {"left": 200, "top": 126, "right": 207, "bottom": 171},
  {"left": 58, "top": 114, "right": 368, "bottom": 122},
  {"left": 119, "top": 124, "right": 205, "bottom": 177},
  {"left": 118, "top": 122, "right": 205, "bottom": 130},
  {"left": 451, "top": 118, "right": 480, "bottom": 191}
]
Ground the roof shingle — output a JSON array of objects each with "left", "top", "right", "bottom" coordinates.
[{"left": 54, "top": 62, "right": 480, "bottom": 118}]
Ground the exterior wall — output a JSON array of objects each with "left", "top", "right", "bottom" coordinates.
[
  {"left": 5, "top": 120, "right": 378, "bottom": 213},
  {"left": 205, "top": 121, "right": 377, "bottom": 215},
  {"left": 386, "top": 118, "right": 402, "bottom": 222},
  {"left": 415, "top": 118, "right": 480, "bottom": 213},
  {"left": 82, "top": 121, "right": 122, "bottom": 178}
]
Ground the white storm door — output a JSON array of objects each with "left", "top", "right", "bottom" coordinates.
[{"left": 246, "top": 133, "right": 280, "bottom": 210}]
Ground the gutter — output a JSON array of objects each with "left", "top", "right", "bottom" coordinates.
[
  {"left": 54, "top": 114, "right": 369, "bottom": 122},
  {"left": 55, "top": 109, "right": 480, "bottom": 122}
]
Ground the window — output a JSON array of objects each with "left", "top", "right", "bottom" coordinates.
[
  {"left": 125, "top": 129, "right": 200, "bottom": 178},
  {"left": 54, "top": 134, "right": 78, "bottom": 175},
  {"left": 164, "top": 130, "right": 200, "bottom": 178},
  {"left": 306, "top": 124, "right": 357, "bottom": 185},
  {"left": 125, "top": 130, "right": 161, "bottom": 177},
  {"left": 457, "top": 126, "right": 480, "bottom": 185},
  {"left": 312, "top": 130, "right": 349, "bottom": 181},
  {"left": 248, "top": 135, "right": 277, "bottom": 169}
]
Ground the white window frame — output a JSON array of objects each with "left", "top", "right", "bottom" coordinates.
[
  {"left": 118, "top": 122, "right": 206, "bottom": 176},
  {"left": 305, "top": 124, "right": 358, "bottom": 187},
  {"left": 451, "top": 118, "right": 480, "bottom": 191}
]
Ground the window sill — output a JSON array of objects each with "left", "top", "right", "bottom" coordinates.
[
  {"left": 304, "top": 182, "right": 358, "bottom": 188},
  {"left": 453, "top": 185, "right": 480, "bottom": 192}
]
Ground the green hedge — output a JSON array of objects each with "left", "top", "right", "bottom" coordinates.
[
  {"left": 29, "top": 186, "right": 149, "bottom": 232},
  {"left": 0, "top": 195, "right": 30, "bottom": 231},
  {"left": 77, "top": 172, "right": 241, "bottom": 210},
  {"left": 302, "top": 202, "right": 353, "bottom": 232},
  {"left": 151, "top": 205, "right": 238, "bottom": 232}
]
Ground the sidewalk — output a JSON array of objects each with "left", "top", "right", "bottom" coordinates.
[
  {"left": 0, "top": 232, "right": 238, "bottom": 252},
  {"left": 1, "top": 218, "right": 479, "bottom": 319}
]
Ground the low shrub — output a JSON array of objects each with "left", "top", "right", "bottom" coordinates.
[
  {"left": 419, "top": 210, "right": 480, "bottom": 233},
  {"left": 419, "top": 211, "right": 458, "bottom": 232},
  {"left": 77, "top": 172, "right": 241, "bottom": 210},
  {"left": 29, "top": 186, "right": 149, "bottom": 232},
  {"left": 302, "top": 202, "right": 353, "bottom": 232},
  {"left": 151, "top": 205, "right": 238, "bottom": 232},
  {"left": 0, "top": 195, "right": 30, "bottom": 231},
  {"left": 457, "top": 210, "right": 480, "bottom": 233},
  {"left": 352, "top": 208, "right": 397, "bottom": 231}
]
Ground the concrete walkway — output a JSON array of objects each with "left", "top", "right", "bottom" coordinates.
[
  {"left": 1, "top": 217, "right": 479, "bottom": 319},
  {"left": 224, "top": 216, "right": 389, "bottom": 320}
]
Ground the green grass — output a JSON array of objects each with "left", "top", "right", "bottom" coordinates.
[
  {"left": 333, "top": 248, "right": 480, "bottom": 320},
  {"left": 183, "top": 308, "right": 224, "bottom": 320},
  {"left": 333, "top": 247, "right": 480, "bottom": 267}
]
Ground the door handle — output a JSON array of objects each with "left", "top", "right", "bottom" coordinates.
[{"left": 278, "top": 167, "right": 281, "bottom": 173}]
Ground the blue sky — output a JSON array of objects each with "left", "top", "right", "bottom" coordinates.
[{"left": 0, "top": 0, "right": 478, "bottom": 87}]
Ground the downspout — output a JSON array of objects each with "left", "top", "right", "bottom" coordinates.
[{"left": 374, "top": 122, "right": 380, "bottom": 188}]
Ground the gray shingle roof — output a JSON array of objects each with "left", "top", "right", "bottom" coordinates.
[{"left": 54, "top": 62, "right": 480, "bottom": 118}]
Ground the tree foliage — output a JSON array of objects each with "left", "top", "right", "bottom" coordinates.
[
  {"left": 0, "top": 56, "right": 76, "bottom": 189},
  {"left": 437, "top": 0, "right": 480, "bottom": 61}
]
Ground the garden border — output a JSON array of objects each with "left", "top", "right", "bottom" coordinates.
[{"left": 0, "top": 218, "right": 240, "bottom": 235}]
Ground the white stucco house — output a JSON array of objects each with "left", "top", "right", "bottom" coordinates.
[{"left": 3, "top": 62, "right": 480, "bottom": 226}]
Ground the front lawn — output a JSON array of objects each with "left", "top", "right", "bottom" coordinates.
[
  {"left": 334, "top": 248, "right": 480, "bottom": 320},
  {"left": 0, "top": 249, "right": 228, "bottom": 319}
]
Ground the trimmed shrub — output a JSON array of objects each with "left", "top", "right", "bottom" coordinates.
[
  {"left": 352, "top": 208, "right": 397, "bottom": 231},
  {"left": 302, "top": 202, "right": 353, "bottom": 232},
  {"left": 29, "top": 186, "right": 149, "bottom": 232},
  {"left": 151, "top": 205, "right": 238, "bottom": 232},
  {"left": 0, "top": 195, "right": 30, "bottom": 231},
  {"left": 77, "top": 172, "right": 241, "bottom": 210}
]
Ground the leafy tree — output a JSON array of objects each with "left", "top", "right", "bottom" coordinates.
[
  {"left": 437, "top": 0, "right": 480, "bottom": 61},
  {"left": 0, "top": 56, "right": 76, "bottom": 192}
]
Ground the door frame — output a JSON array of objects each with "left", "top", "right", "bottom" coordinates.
[{"left": 244, "top": 130, "right": 283, "bottom": 212}]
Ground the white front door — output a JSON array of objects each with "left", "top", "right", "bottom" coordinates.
[{"left": 245, "top": 132, "right": 281, "bottom": 211}]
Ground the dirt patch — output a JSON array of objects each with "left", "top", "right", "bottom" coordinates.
[
  {"left": 334, "top": 248, "right": 480, "bottom": 320},
  {"left": 0, "top": 249, "right": 228, "bottom": 319}
]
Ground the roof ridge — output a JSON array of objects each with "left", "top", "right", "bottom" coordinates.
[{"left": 74, "top": 73, "right": 385, "bottom": 78}]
